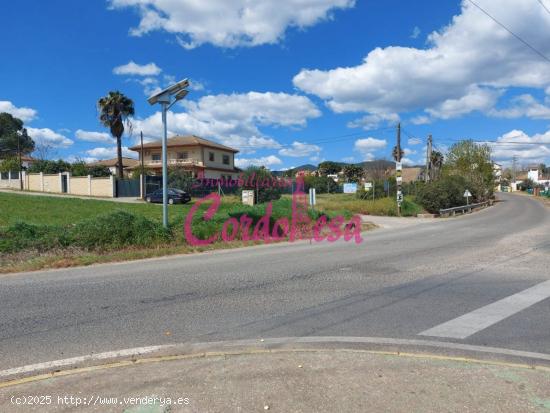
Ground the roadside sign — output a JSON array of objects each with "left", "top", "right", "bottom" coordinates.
[
  {"left": 397, "top": 190, "right": 403, "bottom": 204},
  {"left": 464, "top": 189, "right": 472, "bottom": 206},
  {"left": 343, "top": 183, "right": 358, "bottom": 193},
  {"left": 242, "top": 190, "right": 255, "bottom": 206},
  {"left": 364, "top": 182, "right": 373, "bottom": 190},
  {"left": 309, "top": 188, "right": 316, "bottom": 206},
  {"left": 396, "top": 161, "right": 403, "bottom": 171}
]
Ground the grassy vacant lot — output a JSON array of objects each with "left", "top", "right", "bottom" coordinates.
[
  {"left": 0, "top": 191, "right": 394, "bottom": 273},
  {"left": 0, "top": 192, "right": 240, "bottom": 227},
  {"left": 313, "top": 193, "right": 423, "bottom": 217}
]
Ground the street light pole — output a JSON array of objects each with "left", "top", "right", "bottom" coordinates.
[
  {"left": 17, "top": 131, "right": 23, "bottom": 190},
  {"left": 147, "top": 78, "right": 189, "bottom": 229},
  {"left": 161, "top": 102, "right": 169, "bottom": 228}
]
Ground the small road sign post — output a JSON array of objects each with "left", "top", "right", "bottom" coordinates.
[
  {"left": 365, "top": 182, "right": 374, "bottom": 201},
  {"left": 309, "top": 187, "right": 316, "bottom": 211},
  {"left": 396, "top": 161, "right": 403, "bottom": 214},
  {"left": 397, "top": 189, "right": 403, "bottom": 205},
  {"left": 464, "top": 189, "right": 472, "bottom": 206}
]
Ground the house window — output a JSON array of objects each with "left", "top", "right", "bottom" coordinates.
[
  {"left": 222, "top": 154, "right": 230, "bottom": 165},
  {"left": 1, "top": 172, "right": 8, "bottom": 180},
  {"left": 177, "top": 151, "right": 188, "bottom": 160},
  {"left": 209, "top": 152, "right": 215, "bottom": 162},
  {"left": 152, "top": 153, "right": 161, "bottom": 161}
]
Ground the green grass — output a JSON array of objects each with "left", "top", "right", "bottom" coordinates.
[
  {"left": 0, "top": 191, "right": 380, "bottom": 273},
  {"left": 0, "top": 192, "right": 240, "bottom": 227},
  {"left": 313, "top": 193, "right": 424, "bottom": 217}
]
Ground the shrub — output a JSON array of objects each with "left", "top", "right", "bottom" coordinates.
[
  {"left": 0, "top": 221, "right": 71, "bottom": 253},
  {"left": 237, "top": 166, "right": 282, "bottom": 204},
  {"left": 71, "top": 210, "right": 171, "bottom": 250},
  {"left": 416, "top": 175, "right": 468, "bottom": 213},
  {"left": 303, "top": 176, "right": 339, "bottom": 194}
]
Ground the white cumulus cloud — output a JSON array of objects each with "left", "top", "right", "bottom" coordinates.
[
  {"left": 354, "top": 137, "right": 387, "bottom": 160},
  {"left": 133, "top": 91, "right": 320, "bottom": 153},
  {"left": 488, "top": 129, "right": 550, "bottom": 165},
  {"left": 113, "top": 61, "right": 162, "bottom": 76},
  {"left": 279, "top": 141, "right": 321, "bottom": 157},
  {"left": 75, "top": 129, "right": 112, "bottom": 143},
  {"left": 27, "top": 127, "right": 73, "bottom": 148},
  {"left": 109, "top": 0, "right": 355, "bottom": 49},
  {"left": 85, "top": 146, "right": 134, "bottom": 159},
  {"left": 293, "top": 0, "right": 550, "bottom": 120},
  {"left": 0, "top": 101, "right": 38, "bottom": 122},
  {"left": 235, "top": 155, "right": 283, "bottom": 168}
]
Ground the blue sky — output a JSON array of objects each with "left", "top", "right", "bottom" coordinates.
[{"left": 2, "top": 0, "right": 550, "bottom": 169}]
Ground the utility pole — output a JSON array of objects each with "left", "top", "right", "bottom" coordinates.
[
  {"left": 396, "top": 123, "right": 402, "bottom": 216},
  {"left": 140, "top": 131, "right": 145, "bottom": 200},
  {"left": 425, "top": 134, "right": 433, "bottom": 183},
  {"left": 17, "top": 131, "right": 23, "bottom": 190}
]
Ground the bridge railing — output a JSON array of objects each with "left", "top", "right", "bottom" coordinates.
[{"left": 439, "top": 200, "right": 492, "bottom": 217}]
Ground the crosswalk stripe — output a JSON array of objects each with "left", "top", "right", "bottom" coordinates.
[{"left": 419, "top": 280, "right": 550, "bottom": 339}]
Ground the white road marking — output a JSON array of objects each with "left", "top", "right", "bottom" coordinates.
[
  {"left": 419, "top": 280, "right": 550, "bottom": 339},
  {"left": 0, "top": 345, "right": 174, "bottom": 379}
]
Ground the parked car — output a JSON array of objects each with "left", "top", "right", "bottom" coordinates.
[{"left": 146, "top": 188, "right": 191, "bottom": 204}]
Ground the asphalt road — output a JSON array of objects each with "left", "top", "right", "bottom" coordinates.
[{"left": 1, "top": 193, "right": 549, "bottom": 370}]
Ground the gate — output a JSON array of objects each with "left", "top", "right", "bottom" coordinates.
[
  {"left": 145, "top": 175, "right": 162, "bottom": 195},
  {"left": 61, "top": 174, "right": 68, "bottom": 193},
  {"left": 116, "top": 178, "right": 140, "bottom": 197}
]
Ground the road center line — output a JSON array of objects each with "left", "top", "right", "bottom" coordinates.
[{"left": 419, "top": 280, "right": 550, "bottom": 339}]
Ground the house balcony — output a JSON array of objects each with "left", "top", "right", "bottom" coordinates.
[{"left": 145, "top": 159, "right": 204, "bottom": 167}]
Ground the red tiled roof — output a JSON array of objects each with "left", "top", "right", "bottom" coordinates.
[{"left": 129, "top": 135, "right": 239, "bottom": 153}]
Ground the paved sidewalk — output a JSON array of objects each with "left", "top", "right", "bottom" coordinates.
[
  {"left": 360, "top": 214, "right": 440, "bottom": 229},
  {"left": 1, "top": 349, "right": 549, "bottom": 412}
]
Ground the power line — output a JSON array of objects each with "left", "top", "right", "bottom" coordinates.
[
  {"left": 466, "top": 0, "right": 550, "bottom": 63},
  {"left": 223, "top": 125, "right": 397, "bottom": 151},
  {"left": 536, "top": 0, "right": 550, "bottom": 16}
]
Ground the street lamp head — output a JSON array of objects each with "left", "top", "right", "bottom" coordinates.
[
  {"left": 147, "top": 78, "right": 190, "bottom": 105},
  {"left": 174, "top": 89, "right": 189, "bottom": 101}
]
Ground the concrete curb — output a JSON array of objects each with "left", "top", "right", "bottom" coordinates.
[{"left": 3, "top": 336, "right": 550, "bottom": 385}]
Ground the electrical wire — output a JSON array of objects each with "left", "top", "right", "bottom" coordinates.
[
  {"left": 536, "top": 0, "right": 550, "bottom": 16},
  {"left": 466, "top": 0, "right": 550, "bottom": 63}
]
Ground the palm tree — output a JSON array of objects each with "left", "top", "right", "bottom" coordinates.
[
  {"left": 97, "top": 91, "right": 135, "bottom": 179},
  {"left": 430, "top": 150, "right": 444, "bottom": 180},
  {"left": 392, "top": 146, "right": 404, "bottom": 162}
]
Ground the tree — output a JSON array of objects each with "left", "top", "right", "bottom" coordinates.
[
  {"left": 0, "top": 157, "right": 20, "bottom": 173},
  {"left": 342, "top": 165, "right": 364, "bottom": 183},
  {"left": 28, "top": 159, "right": 71, "bottom": 174},
  {"left": 97, "top": 91, "right": 135, "bottom": 179},
  {"left": 238, "top": 166, "right": 282, "bottom": 204},
  {"left": 33, "top": 139, "right": 55, "bottom": 160},
  {"left": 168, "top": 167, "right": 194, "bottom": 191},
  {"left": 0, "top": 113, "right": 35, "bottom": 158},
  {"left": 392, "top": 146, "right": 404, "bottom": 162},
  {"left": 430, "top": 150, "right": 444, "bottom": 180},
  {"left": 443, "top": 140, "right": 494, "bottom": 201},
  {"left": 318, "top": 161, "right": 342, "bottom": 176}
]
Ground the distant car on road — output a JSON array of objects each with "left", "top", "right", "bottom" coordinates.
[{"left": 146, "top": 188, "right": 191, "bottom": 204}]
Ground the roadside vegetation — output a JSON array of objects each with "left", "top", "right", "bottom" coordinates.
[
  {"left": 313, "top": 193, "right": 422, "bottom": 217},
  {"left": 0, "top": 188, "right": 371, "bottom": 273}
]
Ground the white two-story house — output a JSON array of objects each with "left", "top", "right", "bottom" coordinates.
[{"left": 129, "top": 135, "right": 240, "bottom": 179}]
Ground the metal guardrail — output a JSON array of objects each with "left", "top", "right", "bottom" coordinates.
[{"left": 439, "top": 200, "right": 491, "bottom": 216}]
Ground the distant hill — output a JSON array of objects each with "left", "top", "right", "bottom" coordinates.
[
  {"left": 271, "top": 160, "right": 421, "bottom": 176},
  {"left": 271, "top": 164, "right": 317, "bottom": 176}
]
